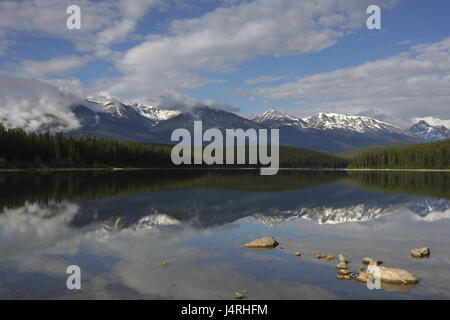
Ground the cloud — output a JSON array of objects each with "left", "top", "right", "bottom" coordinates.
[
  {"left": 0, "top": 0, "right": 117, "bottom": 47},
  {"left": 410, "top": 116, "right": 450, "bottom": 128},
  {"left": 244, "top": 75, "right": 288, "bottom": 85},
  {"left": 0, "top": 0, "right": 162, "bottom": 59},
  {"left": 44, "top": 78, "right": 86, "bottom": 97},
  {"left": 0, "top": 72, "right": 84, "bottom": 132},
  {"left": 104, "top": 0, "right": 399, "bottom": 100},
  {"left": 145, "top": 92, "right": 241, "bottom": 113},
  {"left": 251, "top": 37, "right": 450, "bottom": 124},
  {"left": 0, "top": 202, "right": 80, "bottom": 258},
  {"left": 18, "top": 55, "right": 91, "bottom": 78}
]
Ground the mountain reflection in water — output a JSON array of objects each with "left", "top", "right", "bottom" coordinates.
[{"left": 0, "top": 170, "right": 449, "bottom": 299}]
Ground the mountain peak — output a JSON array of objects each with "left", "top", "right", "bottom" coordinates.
[
  {"left": 408, "top": 119, "right": 449, "bottom": 141},
  {"left": 252, "top": 109, "right": 309, "bottom": 128}
]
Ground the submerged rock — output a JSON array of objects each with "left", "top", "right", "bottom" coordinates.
[
  {"left": 362, "top": 257, "right": 382, "bottom": 265},
  {"left": 336, "top": 275, "right": 344, "bottom": 280},
  {"left": 243, "top": 236, "right": 279, "bottom": 249},
  {"left": 411, "top": 247, "right": 431, "bottom": 258},
  {"left": 325, "top": 255, "right": 335, "bottom": 261}
]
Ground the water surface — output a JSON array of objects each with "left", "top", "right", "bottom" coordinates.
[{"left": 0, "top": 170, "right": 449, "bottom": 299}]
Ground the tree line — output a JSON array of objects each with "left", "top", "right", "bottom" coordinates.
[
  {"left": 348, "top": 139, "right": 450, "bottom": 169},
  {"left": 0, "top": 124, "right": 348, "bottom": 169},
  {"left": 0, "top": 124, "right": 172, "bottom": 168}
]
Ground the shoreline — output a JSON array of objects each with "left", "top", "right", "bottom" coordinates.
[{"left": 0, "top": 167, "right": 449, "bottom": 173}]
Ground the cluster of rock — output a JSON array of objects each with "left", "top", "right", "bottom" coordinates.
[
  {"left": 241, "top": 237, "right": 424, "bottom": 291},
  {"left": 335, "top": 254, "right": 357, "bottom": 280}
]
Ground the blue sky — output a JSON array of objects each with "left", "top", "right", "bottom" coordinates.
[{"left": 0, "top": 0, "right": 449, "bottom": 130}]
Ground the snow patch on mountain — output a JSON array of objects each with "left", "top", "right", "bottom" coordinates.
[
  {"left": 87, "top": 93, "right": 180, "bottom": 123},
  {"left": 303, "top": 112, "right": 408, "bottom": 135},
  {"left": 409, "top": 199, "right": 450, "bottom": 221},
  {"left": 252, "top": 108, "right": 310, "bottom": 128},
  {"left": 408, "top": 120, "right": 449, "bottom": 141},
  {"left": 250, "top": 203, "right": 402, "bottom": 226},
  {"left": 252, "top": 109, "right": 413, "bottom": 136},
  {"left": 132, "top": 214, "right": 181, "bottom": 230}
]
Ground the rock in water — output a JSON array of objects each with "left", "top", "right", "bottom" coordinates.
[
  {"left": 336, "top": 261, "right": 347, "bottom": 269},
  {"left": 325, "top": 255, "right": 335, "bottom": 261},
  {"left": 411, "top": 247, "right": 431, "bottom": 258},
  {"left": 315, "top": 252, "right": 326, "bottom": 259},
  {"left": 338, "top": 254, "right": 350, "bottom": 263},
  {"left": 243, "top": 236, "right": 279, "bottom": 249},
  {"left": 295, "top": 252, "right": 301, "bottom": 257},
  {"left": 362, "top": 257, "right": 382, "bottom": 265},
  {"left": 338, "top": 269, "right": 352, "bottom": 275},
  {"left": 234, "top": 292, "right": 244, "bottom": 299},
  {"left": 355, "top": 271, "right": 371, "bottom": 283},
  {"left": 336, "top": 275, "right": 344, "bottom": 280},
  {"left": 377, "top": 266, "right": 419, "bottom": 284},
  {"left": 356, "top": 267, "right": 418, "bottom": 285}
]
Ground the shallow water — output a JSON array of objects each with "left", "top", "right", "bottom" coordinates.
[{"left": 0, "top": 169, "right": 449, "bottom": 299}]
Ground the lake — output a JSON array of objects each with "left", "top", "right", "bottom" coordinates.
[{"left": 0, "top": 169, "right": 449, "bottom": 299}]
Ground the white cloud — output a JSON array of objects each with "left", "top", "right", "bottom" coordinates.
[
  {"left": 104, "top": 0, "right": 399, "bottom": 101},
  {"left": 252, "top": 37, "right": 450, "bottom": 124},
  {"left": 0, "top": 72, "right": 84, "bottom": 132},
  {"left": 410, "top": 116, "right": 450, "bottom": 128},
  {"left": 44, "top": 78, "right": 86, "bottom": 97},
  {"left": 18, "top": 55, "right": 91, "bottom": 78},
  {"left": 0, "top": 0, "right": 162, "bottom": 59},
  {"left": 0, "top": 0, "right": 117, "bottom": 46},
  {"left": 0, "top": 202, "right": 80, "bottom": 258}
]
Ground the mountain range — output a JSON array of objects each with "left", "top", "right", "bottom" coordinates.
[{"left": 66, "top": 96, "right": 448, "bottom": 153}]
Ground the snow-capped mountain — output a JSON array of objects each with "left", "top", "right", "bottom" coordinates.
[
  {"left": 303, "top": 112, "right": 408, "bottom": 135},
  {"left": 249, "top": 109, "right": 421, "bottom": 152},
  {"left": 250, "top": 203, "right": 402, "bottom": 226},
  {"left": 99, "top": 213, "right": 181, "bottom": 232},
  {"left": 252, "top": 108, "right": 310, "bottom": 129},
  {"left": 409, "top": 199, "right": 450, "bottom": 221},
  {"left": 87, "top": 94, "right": 179, "bottom": 125},
  {"left": 408, "top": 120, "right": 449, "bottom": 142},
  {"left": 252, "top": 109, "right": 413, "bottom": 135},
  {"left": 67, "top": 103, "right": 423, "bottom": 152}
]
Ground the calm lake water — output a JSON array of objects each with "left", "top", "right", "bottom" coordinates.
[{"left": 0, "top": 169, "right": 449, "bottom": 299}]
